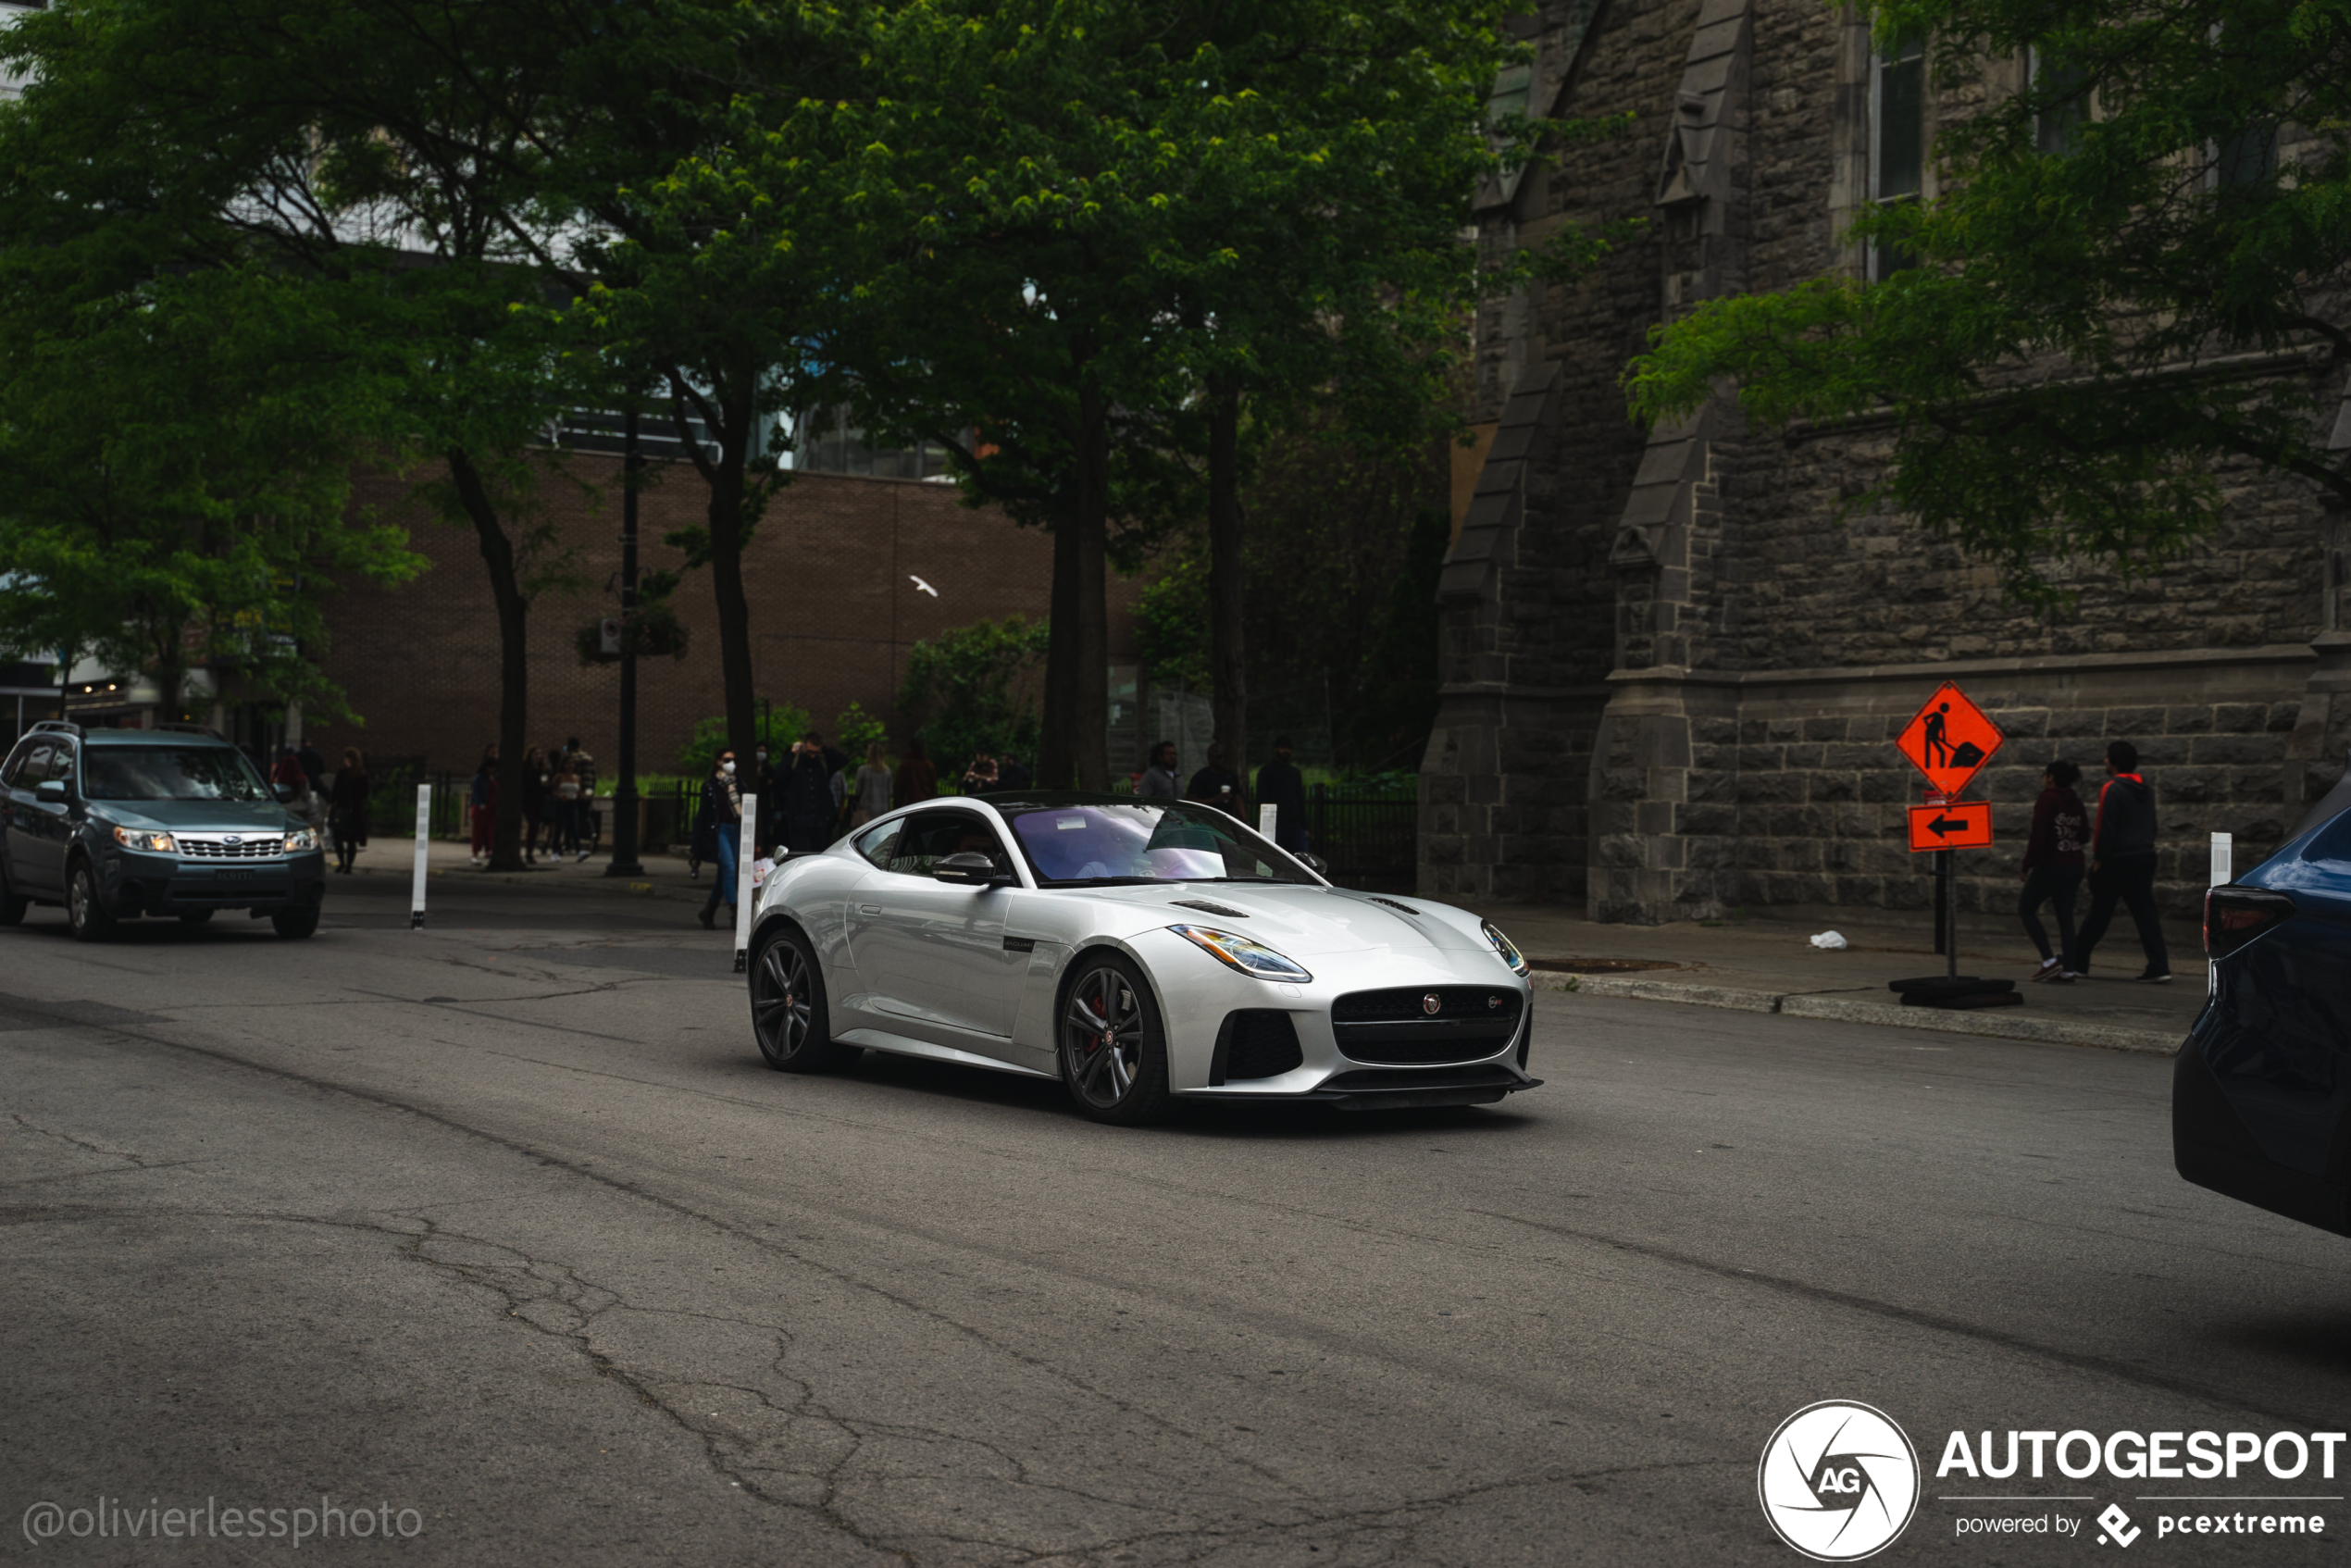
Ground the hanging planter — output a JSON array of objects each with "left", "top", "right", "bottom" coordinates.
[{"left": 575, "top": 600, "right": 690, "bottom": 666}]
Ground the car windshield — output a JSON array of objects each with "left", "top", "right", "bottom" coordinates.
[
  {"left": 1003, "top": 802, "right": 1314, "bottom": 887},
  {"left": 83, "top": 746, "right": 273, "bottom": 803}
]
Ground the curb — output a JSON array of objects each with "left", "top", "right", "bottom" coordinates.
[{"left": 1536, "top": 971, "right": 2182, "bottom": 1055}]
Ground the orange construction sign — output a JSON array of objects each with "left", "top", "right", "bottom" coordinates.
[
  {"left": 1907, "top": 800, "right": 1993, "bottom": 852},
  {"left": 1895, "top": 682, "right": 2005, "bottom": 798}
]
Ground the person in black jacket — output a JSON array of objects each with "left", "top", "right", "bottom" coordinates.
[
  {"left": 1253, "top": 736, "right": 1310, "bottom": 852},
  {"left": 2073, "top": 740, "right": 2171, "bottom": 981},
  {"left": 2018, "top": 758, "right": 2087, "bottom": 981}
]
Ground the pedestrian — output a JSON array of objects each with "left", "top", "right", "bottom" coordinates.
[
  {"left": 550, "top": 753, "right": 582, "bottom": 858},
  {"left": 271, "top": 744, "right": 305, "bottom": 794},
  {"left": 998, "top": 752, "right": 1033, "bottom": 791},
  {"left": 2019, "top": 758, "right": 2088, "bottom": 982},
  {"left": 1138, "top": 740, "right": 1181, "bottom": 800},
  {"left": 781, "top": 731, "right": 836, "bottom": 852},
  {"left": 1253, "top": 736, "right": 1310, "bottom": 852},
  {"left": 696, "top": 749, "right": 742, "bottom": 930},
  {"left": 2074, "top": 740, "right": 2171, "bottom": 982},
  {"left": 296, "top": 738, "right": 327, "bottom": 793},
  {"left": 1187, "top": 740, "right": 1244, "bottom": 817},
  {"left": 468, "top": 745, "right": 498, "bottom": 867},
  {"left": 751, "top": 740, "right": 778, "bottom": 814},
  {"left": 328, "top": 747, "right": 370, "bottom": 875},
  {"left": 962, "top": 750, "right": 999, "bottom": 794},
  {"left": 894, "top": 739, "right": 938, "bottom": 808},
  {"left": 520, "top": 746, "right": 547, "bottom": 865},
  {"left": 564, "top": 736, "right": 597, "bottom": 861},
  {"left": 852, "top": 741, "right": 892, "bottom": 827}
]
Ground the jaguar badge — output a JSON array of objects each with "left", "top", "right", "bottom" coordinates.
[{"left": 1421, "top": 993, "right": 1442, "bottom": 1015}]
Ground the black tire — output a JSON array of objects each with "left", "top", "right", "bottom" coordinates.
[
  {"left": 750, "top": 925, "right": 855, "bottom": 1073},
  {"left": 66, "top": 860, "right": 115, "bottom": 943},
  {"left": 270, "top": 907, "right": 320, "bottom": 940},
  {"left": 179, "top": 909, "right": 215, "bottom": 926},
  {"left": 1057, "top": 952, "right": 1173, "bottom": 1125},
  {"left": 0, "top": 856, "right": 26, "bottom": 927}
]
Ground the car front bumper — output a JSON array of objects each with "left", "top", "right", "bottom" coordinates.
[{"left": 102, "top": 848, "right": 329, "bottom": 917}]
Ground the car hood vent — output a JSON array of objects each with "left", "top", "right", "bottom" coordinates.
[
  {"left": 1169, "top": 899, "right": 1250, "bottom": 919},
  {"left": 1370, "top": 897, "right": 1420, "bottom": 916}
]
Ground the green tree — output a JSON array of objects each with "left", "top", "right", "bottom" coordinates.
[
  {"left": 1624, "top": 0, "right": 2351, "bottom": 597},
  {"left": 897, "top": 616, "right": 1051, "bottom": 780}
]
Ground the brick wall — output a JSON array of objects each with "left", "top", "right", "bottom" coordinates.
[{"left": 304, "top": 454, "right": 1139, "bottom": 777}]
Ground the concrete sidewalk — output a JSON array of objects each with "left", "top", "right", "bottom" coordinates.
[
  {"left": 340, "top": 836, "right": 727, "bottom": 909},
  {"left": 1469, "top": 901, "right": 2202, "bottom": 1054}
]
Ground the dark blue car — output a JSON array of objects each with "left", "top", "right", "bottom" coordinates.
[{"left": 2175, "top": 769, "right": 2351, "bottom": 1233}]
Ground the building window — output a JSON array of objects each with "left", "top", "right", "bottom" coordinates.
[
  {"left": 1870, "top": 31, "right": 1924, "bottom": 280},
  {"left": 2031, "top": 47, "right": 2089, "bottom": 156}
]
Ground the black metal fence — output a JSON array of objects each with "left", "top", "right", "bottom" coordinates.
[{"left": 1303, "top": 786, "right": 1416, "bottom": 892}]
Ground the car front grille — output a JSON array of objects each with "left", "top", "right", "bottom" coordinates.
[
  {"left": 1331, "top": 986, "right": 1524, "bottom": 1065},
  {"left": 176, "top": 835, "right": 285, "bottom": 859},
  {"left": 1213, "top": 1010, "right": 1304, "bottom": 1083}
]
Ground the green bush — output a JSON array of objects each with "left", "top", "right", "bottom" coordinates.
[
  {"left": 677, "top": 700, "right": 809, "bottom": 778},
  {"left": 898, "top": 615, "right": 1049, "bottom": 775},
  {"left": 835, "top": 701, "right": 888, "bottom": 761}
]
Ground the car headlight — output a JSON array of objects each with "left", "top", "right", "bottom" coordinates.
[
  {"left": 1482, "top": 919, "right": 1530, "bottom": 977},
  {"left": 283, "top": 828, "right": 319, "bottom": 852},
  {"left": 111, "top": 826, "right": 177, "bottom": 853},
  {"left": 1168, "top": 924, "right": 1313, "bottom": 983}
]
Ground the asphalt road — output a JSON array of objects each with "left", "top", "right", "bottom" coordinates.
[{"left": 3, "top": 874, "right": 2346, "bottom": 1565}]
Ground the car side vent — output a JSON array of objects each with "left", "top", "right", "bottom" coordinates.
[
  {"left": 1171, "top": 899, "right": 1249, "bottom": 918},
  {"left": 1371, "top": 897, "right": 1419, "bottom": 915},
  {"left": 1213, "top": 1010, "right": 1304, "bottom": 1083}
]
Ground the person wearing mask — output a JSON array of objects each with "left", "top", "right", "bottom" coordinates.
[
  {"left": 1187, "top": 741, "right": 1244, "bottom": 817},
  {"left": 550, "top": 753, "right": 582, "bottom": 858},
  {"left": 751, "top": 740, "right": 778, "bottom": 814},
  {"left": 962, "top": 751, "right": 999, "bottom": 794},
  {"left": 2019, "top": 758, "right": 2088, "bottom": 982},
  {"left": 1253, "top": 736, "right": 1311, "bottom": 853},
  {"left": 781, "top": 732, "right": 837, "bottom": 852},
  {"left": 997, "top": 752, "right": 1033, "bottom": 791},
  {"left": 894, "top": 739, "right": 938, "bottom": 807},
  {"left": 1138, "top": 741, "right": 1181, "bottom": 800},
  {"left": 697, "top": 750, "right": 742, "bottom": 930},
  {"left": 2074, "top": 739, "right": 2171, "bottom": 981},
  {"left": 852, "top": 741, "right": 893, "bottom": 827},
  {"left": 468, "top": 745, "right": 499, "bottom": 868},
  {"left": 328, "top": 747, "right": 370, "bottom": 875}
]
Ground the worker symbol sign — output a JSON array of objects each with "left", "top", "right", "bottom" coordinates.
[{"left": 1895, "top": 682, "right": 2004, "bottom": 797}]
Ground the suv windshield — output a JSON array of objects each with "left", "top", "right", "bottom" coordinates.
[
  {"left": 83, "top": 746, "right": 274, "bottom": 803},
  {"left": 1002, "top": 802, "right": 1314, "bottom": 887}
]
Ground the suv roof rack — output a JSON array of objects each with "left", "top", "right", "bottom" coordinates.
[
  {"left": 153, "top": 722, "right": 225, "bottom": 740},
  {"left": 30, "top": 719, "right": 82, "bottom": 738}
]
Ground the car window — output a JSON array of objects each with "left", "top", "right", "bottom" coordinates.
[
  {"left": 7, "top": 741, "right": 51, "bottom": 789},
  {"left": 887, "top": 812, "right": 1011, "bottom": 877},
  {"left": 1002, "top": 801, "right": 1312, "bottom": 887},
  {"left": 852, "top": 818, "right": 902, "bottom": 869},
  {"left": 81, "top": 746, "right": 272, "bottom": 802},
  {"left": 44, "top": 744, "right": 76, "bottom": 787}
]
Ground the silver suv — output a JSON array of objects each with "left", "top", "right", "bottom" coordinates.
[{"left": 0, "top": 721, "right": 329, "bottom": 940}]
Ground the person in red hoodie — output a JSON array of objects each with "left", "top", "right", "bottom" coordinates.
[
  {"left": 2019, "top": 758, "right": 2088, "bottom": 981},
  {"left": 2074, "top": 739, "right": 2171, "bottom": 981}
]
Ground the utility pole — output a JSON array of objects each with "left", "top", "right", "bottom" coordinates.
[{"left": 605, "top": 407, "right": 646, "bottom": 877}]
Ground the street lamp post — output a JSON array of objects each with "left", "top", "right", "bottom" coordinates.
[{"left": 605, "top": 407, "right": 646, "bottom": 877}]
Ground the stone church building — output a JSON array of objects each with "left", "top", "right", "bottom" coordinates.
[{"left": 1420, "top": 0, "right": 2351, "bottom": 924}]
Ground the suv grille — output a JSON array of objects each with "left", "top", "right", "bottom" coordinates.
[
  {"left": 1331, "top": 986, "right": 1524, "bottom": 1065},
  {"left": 176, "top": 835, "right": 286, "bottom": 859}
]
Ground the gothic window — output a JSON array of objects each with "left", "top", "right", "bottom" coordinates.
[{"left": 1869, "top": 31, "right": 1924, "bottom": 280}]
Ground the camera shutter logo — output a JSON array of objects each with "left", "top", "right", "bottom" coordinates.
[{"left": 1757, "top": 1400, "right": 1921, "bottom": 1561}]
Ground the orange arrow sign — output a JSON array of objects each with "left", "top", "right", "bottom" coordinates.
[
  {"left": 1907, "top": 800, "right": 1993, "bottom": 852},
  {"left": 1895, "top": 682, "right": 2005, "bottom": 798}
]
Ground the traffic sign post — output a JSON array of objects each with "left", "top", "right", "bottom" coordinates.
[
  {"left": 1906, "top": 800, "right": 1992, "bottom": 852},
  {"left": 1896, "top": 682, "right": 2004, "bottom": 798},
  {"left": 1891, "top": 683, "right": 2011, "bottom": 1001}
]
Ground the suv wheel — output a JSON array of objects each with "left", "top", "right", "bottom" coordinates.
[
  {"left": 271, "top": 908, "right": 319, "bottom": 940},
  {"left": 66, "top": 861, "right": 116, "bottom": 942},
  {"left": 0, "top": 857, "right": 26, "bottom": 927}
]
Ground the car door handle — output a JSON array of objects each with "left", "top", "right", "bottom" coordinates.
[{"left": 858, "top": 903, "right": 882, "bottom": 914}]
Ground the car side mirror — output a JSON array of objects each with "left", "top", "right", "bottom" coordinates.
[
  {"left": 1298, "top": 851, "right": 1328, "bottom": 875},
  {"left": 35, "top": 779, "right": 66, "bottom": 801},
  {"left": 272, "top": 781, "right": 296, "bottom": 803},
  {"left": 931, "top": 851, "right": 1002, "bottom": 887}
]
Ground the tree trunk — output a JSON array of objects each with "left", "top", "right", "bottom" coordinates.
[
  {"left": 690, "top": 368, "right": 762, "bottom": 806},
  {"left": 1206, "top": 377, "right": 1247, "bottom": 806},
  {"left": 1039, "top": 504, "right": 1081, "bottom": 790},
  {"left": 1070, "top": 380, "right": 1111, "bottom": 791},
  {"left": 448, "top": 449, "right": 529, "bottom": 873}
]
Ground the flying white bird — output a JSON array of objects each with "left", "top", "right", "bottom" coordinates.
[{"left": 909, "top": 575, "right": 938, "bottom": 597}]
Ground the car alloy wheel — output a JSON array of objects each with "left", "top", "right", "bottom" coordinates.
[
  {"left": 750, "top": 927, "right": 852, "bottom": 1073},
  {"left": 67, "top": 862, "right": 114, "bottom": 942},
  {"left": 1058, "top": 956, "right": 1171, "bottom": 1124}
]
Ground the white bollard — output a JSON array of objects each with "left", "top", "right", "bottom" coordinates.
[
  {"left": 410, "top": 783, "right": 431, "bottom": 930},
  {"left": 2209, "top": 831, "right": 2232, "bottom": 995},
  {"left": 1258, "top": 803, "right": 1278, "bottom": 841},
  {"left": 732, "top": 792, "right": 759, "bottom": 973}
]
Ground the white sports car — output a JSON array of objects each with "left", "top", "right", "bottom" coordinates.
[{"left": 742, "top": 791, "right": 1541, "bottom": 1124}]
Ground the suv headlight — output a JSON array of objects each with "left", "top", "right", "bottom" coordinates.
[
  {"left": 283, "top": 828, "right": 320, "bottom": 852},
  {"left": 111, "top": 826, "right": 177, "bottom": 853},
  {"left": 1482, "top": 920, "right": 1530, "bottom": 977},
  {"left": 1168, "top": 924, "right": 1312, "bottom": 982}
]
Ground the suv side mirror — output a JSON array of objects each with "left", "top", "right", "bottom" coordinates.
[
  {"left": 1298, "top": 851, "right": 1329, "bottom": 876},
  {"left": 931, "top": 851, "right": 1003, "bottom": 887},
  {"left": 272, "top": 781, "right": 296, "bottom": 803},
  {"left": 34, "top": 779, "right": 66, "bottom": 802}
]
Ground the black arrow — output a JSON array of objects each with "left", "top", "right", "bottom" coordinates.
[{"left": 1926, "top": 814, "right": 1970, "bottom": 838}]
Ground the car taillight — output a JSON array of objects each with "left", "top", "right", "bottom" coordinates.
[{"left": 2205, "top": 886, "right": 2295, "bottom": 959}]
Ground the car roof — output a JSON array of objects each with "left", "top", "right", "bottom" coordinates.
[
  {"left": 79, "top": 729, "right": 238, "bottom": 749},
  {"left": 975, "top": 791, "right": 1163, "bottom": 810}
]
